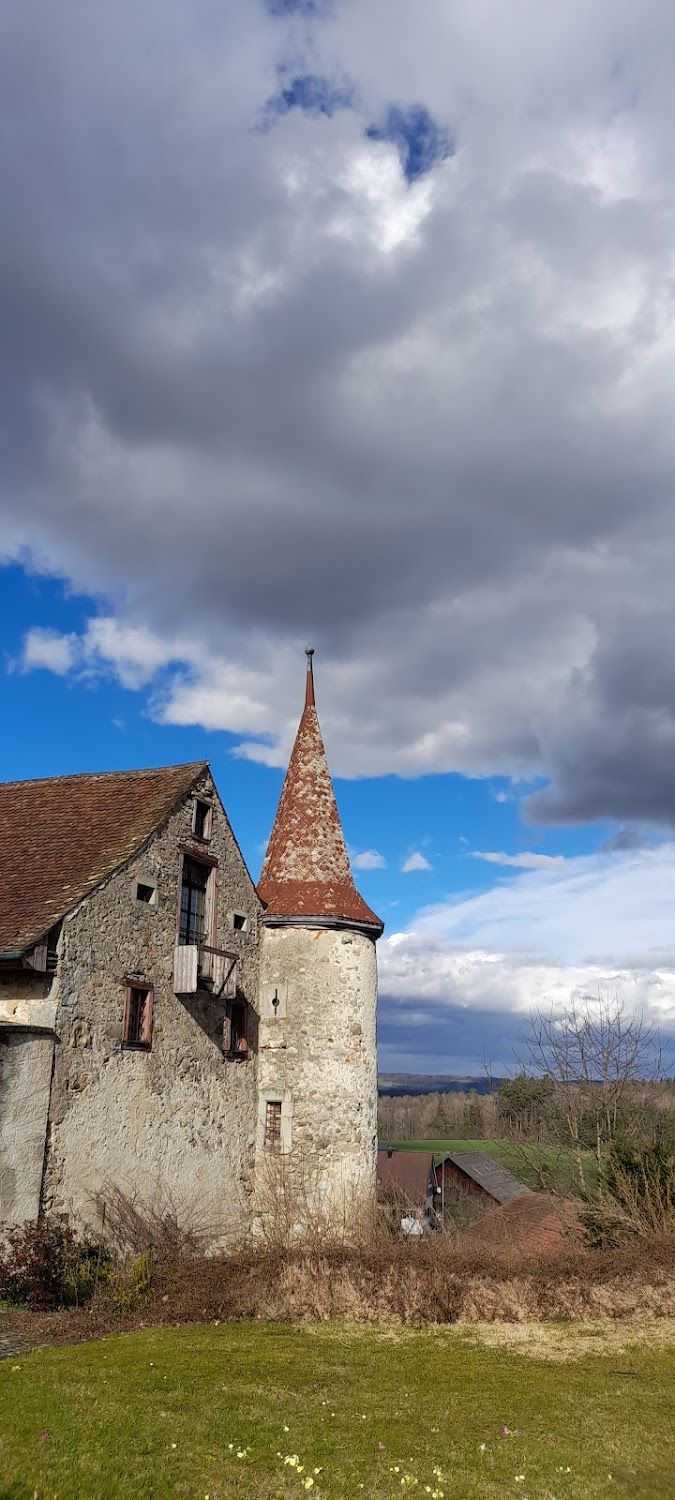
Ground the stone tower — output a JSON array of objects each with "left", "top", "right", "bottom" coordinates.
[{"left": 255, "top": 650, "right": 383, "bottom": 1229}]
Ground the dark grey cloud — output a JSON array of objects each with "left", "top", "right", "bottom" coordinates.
[
  {"left": 378, "top": 995, "right": 527, "bottom": 1075},
  {"left": 5, "top": 0, "right": 675, "bottom": 817}
]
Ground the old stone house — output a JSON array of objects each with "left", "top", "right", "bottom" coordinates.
[{"left": 0, "top": 653, "right": 383, "bottom": 1242}]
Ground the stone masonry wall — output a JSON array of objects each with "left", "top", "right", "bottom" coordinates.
[
  {"left": 43, "top": 768, "right": 261, "bottom": 1244},
  {"left": 255, "top": 924, "right": 378, "bottom": 1230}
]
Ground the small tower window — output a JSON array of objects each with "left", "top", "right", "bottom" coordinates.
[
  {"left": 136, "top": 881, "right": 157, "bottom": 905},
  {"left": 192, "top": 799, "right": 212, "bottom": 841},
  {"left": 122, "top": 985, "right": 154, "bottom": 1050},
  {"left": 264, "top": 1100, "right": 282, "bottom": 1148},
  {"left": 232, "top": 912, "right": 249, "bottom": 932}
]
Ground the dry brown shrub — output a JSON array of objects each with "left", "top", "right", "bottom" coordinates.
[
  {"left": 93, "top": 1184, "right": 222, "bottom": 1263},
  {"left": 120, "top": 1225, "right": 675, "bottom": 1330},
  {"left": 69, "top": 1183, "right": 675, "bottom": 1332}
]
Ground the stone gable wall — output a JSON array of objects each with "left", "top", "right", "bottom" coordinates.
[{"left": 43, "top": 768, "right": 262, "bottom": 1243}]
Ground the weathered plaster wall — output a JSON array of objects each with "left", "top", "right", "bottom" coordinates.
[
  {"left": 0, "top": 1031, "right": 54, "bottom": 1229},
  {"left": 0, "top": 971, "right": 56, "bottom": 1032},
  {"left": 255, "top": 925, "right": 378, "bottom": 1228},
  {"left": 44, "top": 769, "right": 261, "bottom": 1243}
]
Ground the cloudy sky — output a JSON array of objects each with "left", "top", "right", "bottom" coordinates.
[{"left": 3, "top": 0, "right": 675, "bottom": 1070}]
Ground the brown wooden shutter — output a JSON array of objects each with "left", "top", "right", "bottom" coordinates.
[{"left": 141, "top": 991, "right": 154, "bottom": 1047}]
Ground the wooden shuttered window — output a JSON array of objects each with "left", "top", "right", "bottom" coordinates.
[
  {"left": 174, "top": 854, "right": 224, "bottom": 994},
  {"left": 122, "top": 985, "right": 154, "bottom": 1050},
  {"left": 223, "top": 999, "right": 248, "bottom": 1059},
  {"left": 192, "top": 799, "right": 213, "bottom": 841}
]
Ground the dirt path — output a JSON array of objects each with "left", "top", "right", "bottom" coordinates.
[{"left": 0, "top": 1318, "right": 32, "bottom": 1359}]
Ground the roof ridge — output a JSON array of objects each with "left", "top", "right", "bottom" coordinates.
[
  {"left": 0, "top": 760, "right": 209, "bottom": 791},
  {"left": 0, "top": 760, "right": 212, "bottom": 953}
]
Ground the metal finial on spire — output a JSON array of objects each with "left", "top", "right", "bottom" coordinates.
[{"left": 305, "top": 646, "right": 315, "bottom": 707}]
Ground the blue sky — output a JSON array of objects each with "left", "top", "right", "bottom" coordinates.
[{"left": 4, "top": 0, "right": 675, "bottom": 1069}]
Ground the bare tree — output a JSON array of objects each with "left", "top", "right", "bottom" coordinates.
[{"left": 521, "top": 991, "right": 662, "bottom": 1193}]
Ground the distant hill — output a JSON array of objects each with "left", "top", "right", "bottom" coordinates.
[{"left": 378, "top": 1074, "right": 503, "bottom": 1097}]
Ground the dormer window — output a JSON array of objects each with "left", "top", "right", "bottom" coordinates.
[{"left": 192, "top": 799, "right": 212, "bottom": 841}]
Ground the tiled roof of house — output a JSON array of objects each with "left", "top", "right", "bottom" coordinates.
[
  {"left": 376, "top": 1149, "right": 436, "bottom": 1206},
  {"left": 461, "top": 1193, "right": 585, "bottom": 1256},
  {"left": 442, "top": 1151, "right": 532, "bottom": 1205},
  {"left": 0, "top": 761, "right": 207, "bottom": 954},
  {"left": 258, "top": 653, "right": 383, "bottom": 932}
]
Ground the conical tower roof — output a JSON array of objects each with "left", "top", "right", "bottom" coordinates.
[{"left": 258, "top": 651, "right": 383, "bottom": 933}]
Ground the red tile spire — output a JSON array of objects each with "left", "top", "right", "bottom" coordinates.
[{"left": 258, "top": 651, "right": 383, "bottom": 932}]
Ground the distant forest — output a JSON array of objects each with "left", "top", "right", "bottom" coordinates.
[
  {"left": 378, "top": 1074, "right": 499, "bottom": 1097},
  {"left": 377, "top": 1076, "right": 675, "bottom": 1145}
]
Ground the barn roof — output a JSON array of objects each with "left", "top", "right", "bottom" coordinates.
[
  {"left": 442, "top": 1151, "right": 531, "bottom": 1205},
  {"left": 461, "top": 1193, "right": 585, "bottom": 1255},
  {"left": 0, "top": 761, "right": 207, "bottom": 955},
  {"left": 376, "top": 1149, "right": 436, "bottom": 1205},
  {"left": 258, "top": 652, "right": 383, "bottom": 933}
]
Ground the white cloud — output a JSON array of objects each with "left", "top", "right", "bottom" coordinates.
[
  {"left": 82, "top": 618, "right": 189, "bottom": 690},
  {"left": 379, "top": 844, "right": 675, "bottom": 1031},
  {"left": 21, "top": 628, "right": 78, "bottom": 676},
  {"left": 19, "top": 617, "right": 194, "bottom": 692},
  {"left": 402, "top": 852, "right": 432, "bottom": 873},
  {"left": 352, "top": 848, "right": 387, "bottom": 870},
  {"left": 472, "top": 850, "right": 567, "bottom": 871}
]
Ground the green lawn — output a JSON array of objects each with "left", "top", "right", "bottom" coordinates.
[
  {"left": 1, "top": 1322, "right": 674, "bottom": 1499},
  {"left": 389, "top": 1139, "right": 598, "bottom": 1195}
]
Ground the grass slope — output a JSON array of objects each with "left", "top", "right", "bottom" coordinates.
[
  {"left": 1, "top": 1322, "right": 674, "bottom": 1499},
  {"left": 389, "top": 1139, "right": 598, "bottom": 1194}
]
